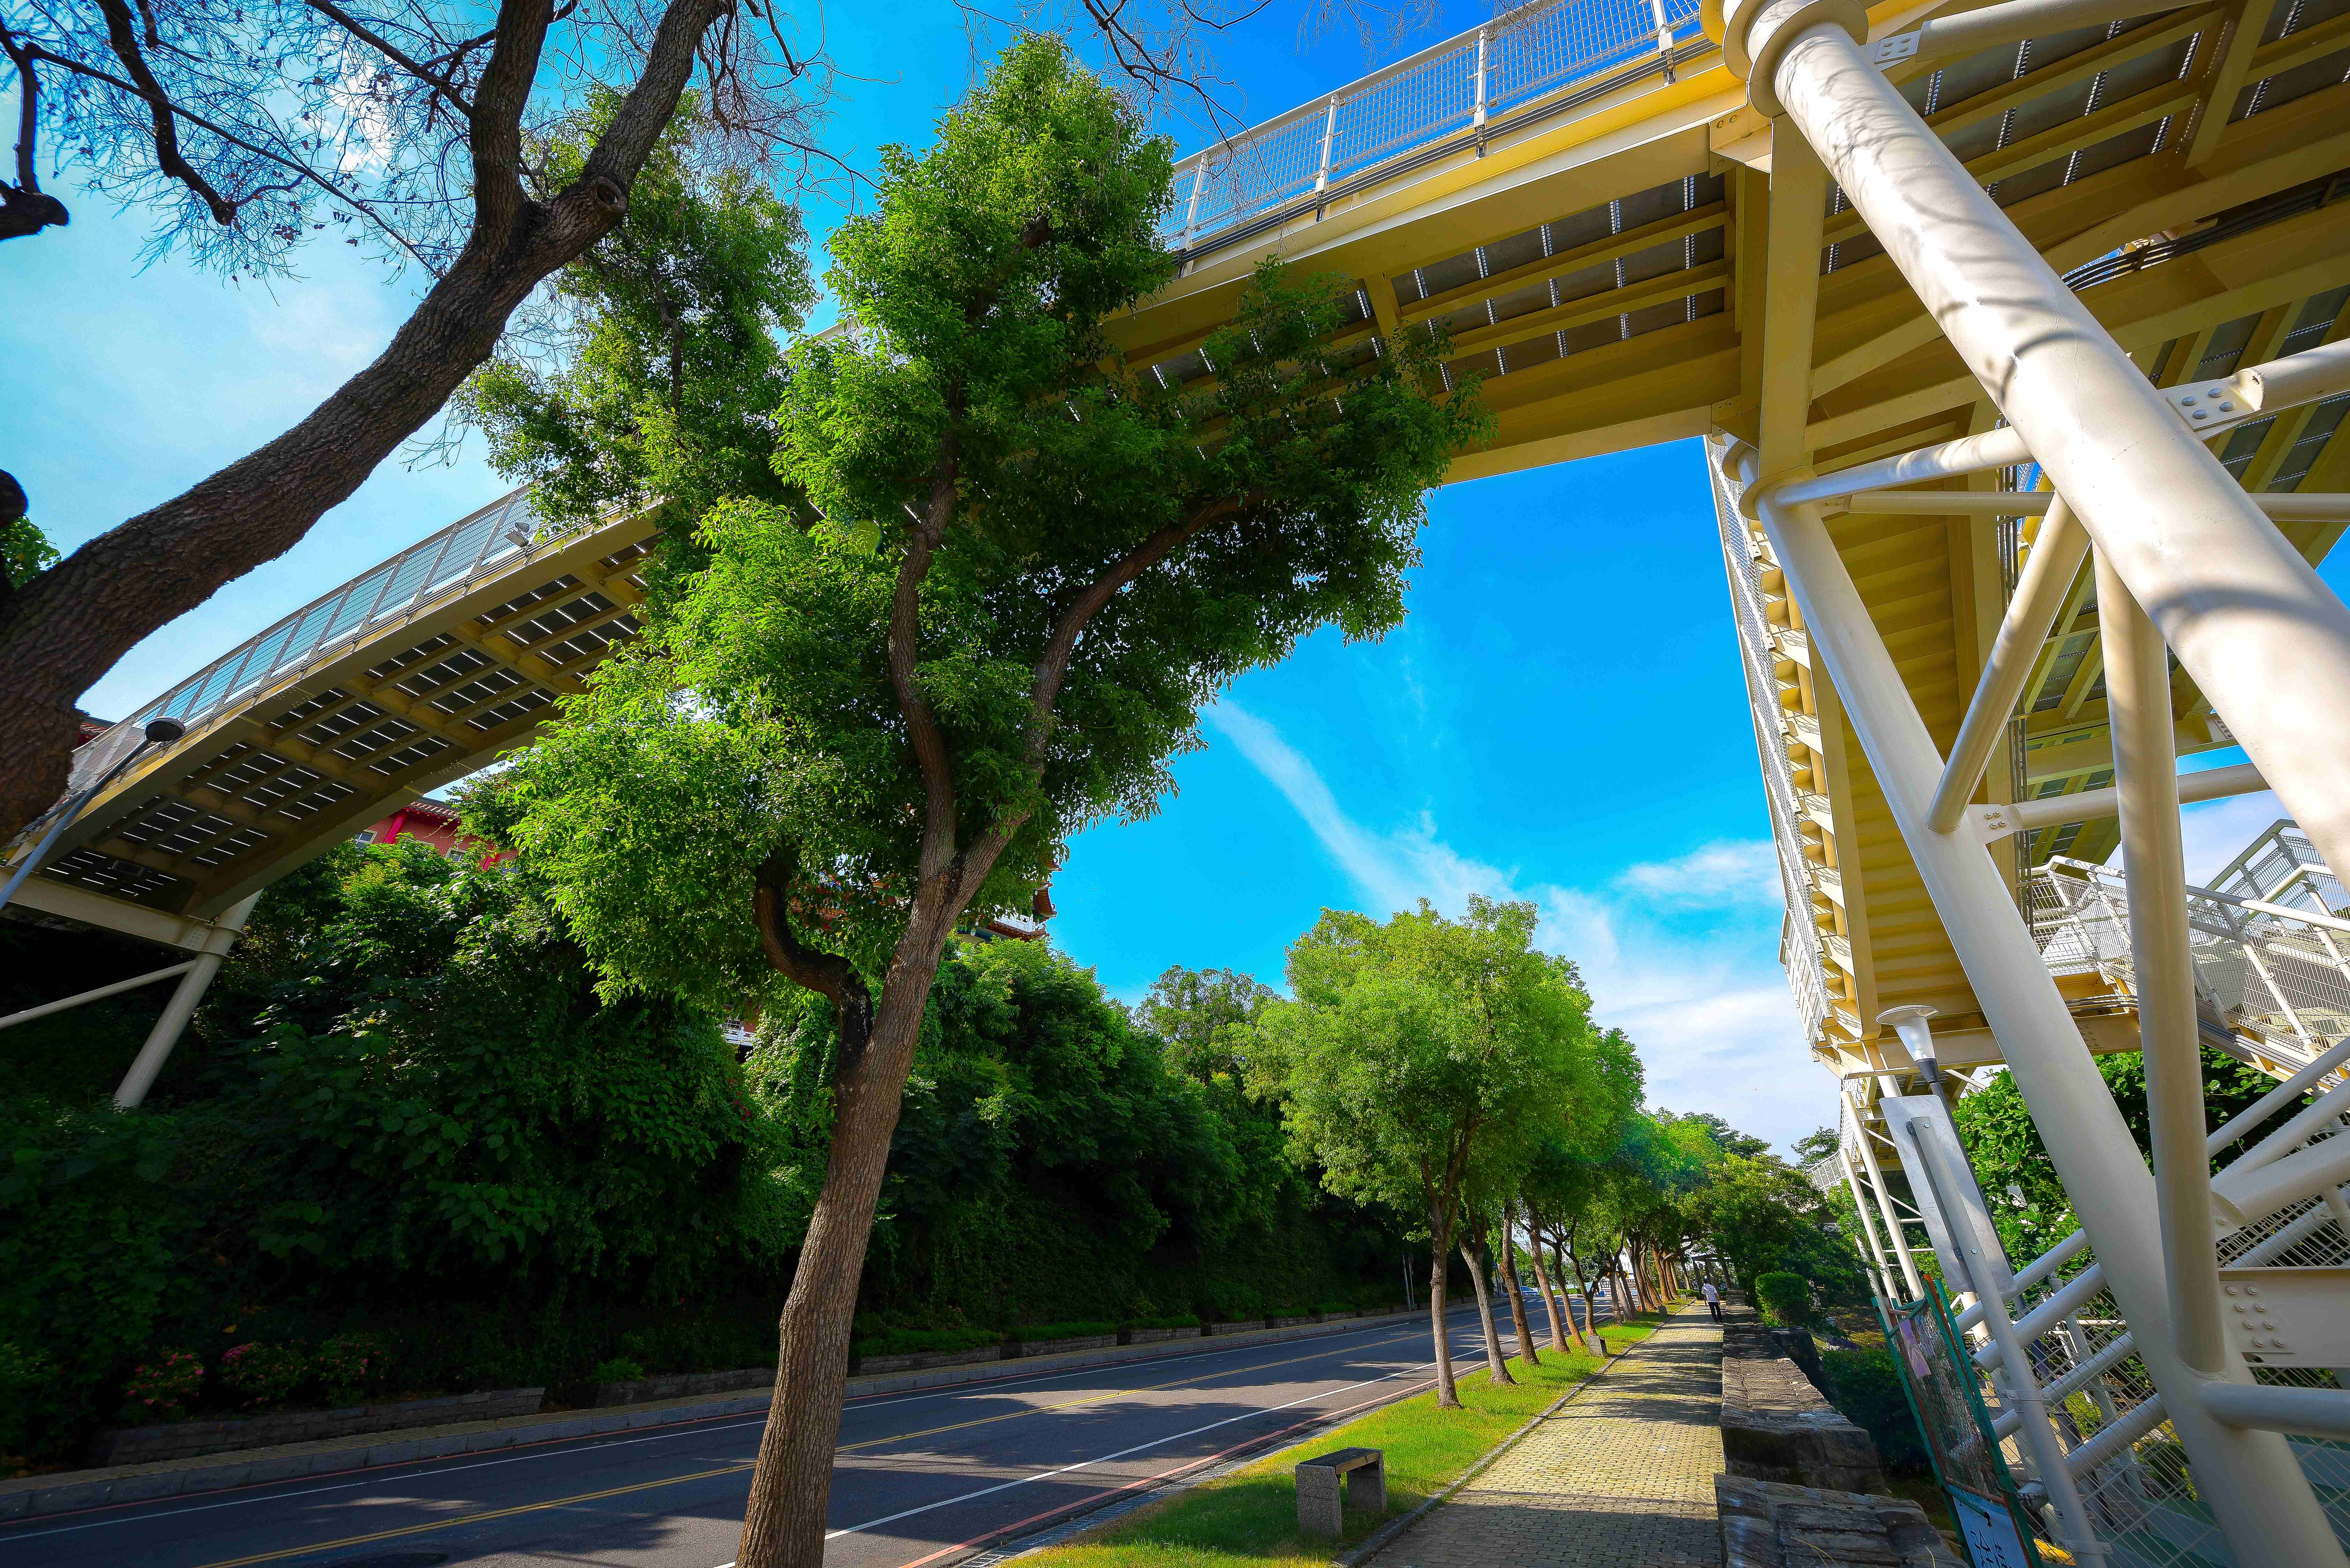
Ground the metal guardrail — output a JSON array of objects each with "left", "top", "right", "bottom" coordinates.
[
  {"left": 2030, "top": 854, "right": 2350, "bottom": 1082},
  {"left": 54, "top": 488, "right": 550, "bottom": 810},
  {"left": 1167, "top": 0, "right": 1704, "bottom": 253}
]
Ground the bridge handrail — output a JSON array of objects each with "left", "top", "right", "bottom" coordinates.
[
  {"left": 63, "top": 487, "right": 547, "bottom": 803},
  {"left": 1166, "top": 0, "right": 1702, "bottom": 250}
]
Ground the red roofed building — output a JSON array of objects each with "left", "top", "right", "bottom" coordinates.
[{"left": 355, "top": 798, "right": 507, "bottom": 867}]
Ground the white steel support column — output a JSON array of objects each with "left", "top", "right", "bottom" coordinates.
[
  {"left": 1840, "top": 1143, "right": 1899, "bottom": 1301},
  {"left": 113, "top": 893, "right": 262, "bottom": 1110},
  {"left": 2096, "top": 550, "right": 2228, "bottom": 1374},
  {"left": 1744, "top": 0, "right": 2350, "bottom": 906},
  {"left": 1891, "top": 1100, "right": 2104, "bottom": 1562},
  {"left": 1852, "top": 1099, "right": 1925, "bottom": 1298},
  {"left": 1732, "top": 445, "right": 2346, "bottom": 1566}
]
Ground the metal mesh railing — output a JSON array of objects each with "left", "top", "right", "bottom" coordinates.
[
  {"left": 2211, "top": 821, "right": 2347, "bottom": 919},
  {"left": 52, "top": 489, "right": 550, "bottom": 811},
  {"left": 1168, "top": 0, "right": 1702, "bottom": 247},
  {"left": 1884, "top": 1286, "right": 2065, "bottom": 1560},
  {"left": 1707, "top": 435, "right": 1838, "bottom": 1047},
  {"left": 2026, "top": 856, "right": 2350, "bottom": 1083}
]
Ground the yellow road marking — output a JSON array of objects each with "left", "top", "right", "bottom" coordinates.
[
  {"left": 186, "top": 1322, "right": 1432, "bottom": 1567},
  {"left": 190, "top": 1464, "right": 751, "bottom": 1568}
]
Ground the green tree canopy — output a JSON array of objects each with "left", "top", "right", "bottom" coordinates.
[
  {"left": 1139, "top": 965, "right": 1276, "bottom": 1090},
  {"left": 456, "top": 90, "right": 815, "bottom": 534},
  {"left": 1249, "top": 896, "right": 1595, "bottom": 1404},
  {"left": 474, "top": 39, "right": 1482, "bottom": 1566}
]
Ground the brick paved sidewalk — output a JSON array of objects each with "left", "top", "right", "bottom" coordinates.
[{"left": 1364, "top": 1304, "right": 1725, "bottom": 1568}]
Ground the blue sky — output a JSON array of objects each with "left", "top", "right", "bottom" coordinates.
[{"left": 1, "top": 0, "right": 2319, "bottom": 1156}]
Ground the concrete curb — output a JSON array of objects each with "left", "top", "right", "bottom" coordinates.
[
  {"left": 0, "top": 1307, "right": 1469, "bottom": 1523},
  {"left": 1333, "top": 1314, "right": 1678, "bottom": 1568}
]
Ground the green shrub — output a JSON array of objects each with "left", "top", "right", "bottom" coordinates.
[
  {"left": 1820, "top": 1346, "right": 1929, "bottom": 1474},
  {"left": 1019, "top": 1320, "right": 1118, "bottom": 1342},
  {"left": 218, "top": 1342, "right": 308, "bottom": 1408},
  {"left": 0, "top": 1341, "right": 54, "bottom": 1457},
  {"left": 852, "top": 1325, "right": 1002, "bottom": 1360},
  {"left": 1125, "top": 1314, "right": 1201, "bottom": 1331},
  {"left": 1754, "top": 1271, "right": 1816, "bottom": 1327},
  {"left": 121, "top": 1350, "right": 206, "bottom": 1422},
  {"left": 588, "top": 1357, "right": 647, "bottom": 1384},
  {"left": 315, "top": 1333, "right": 383, "bottom": 1406},
  {"left": 1314, "top": 1301, "right": 1355, "bottom": 1316}
]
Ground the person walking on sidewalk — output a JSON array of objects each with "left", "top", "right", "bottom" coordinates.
[{"left": 1702, "top": 1280, "right": 1722, "bottom": 1321}]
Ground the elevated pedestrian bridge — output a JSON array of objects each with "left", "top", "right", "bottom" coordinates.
[
  {"left": 4, "top": 492, "right": 657, "bottom": 947},
  {"left": 12, "top": 7, "right": 2350, "bottom": 1554},
  {"left": 1114, "top": 0, "right": 2350, "bottom": 1088},
  {"left": 1105, "top": 3, "right": 2350, "bottom": 1561}
]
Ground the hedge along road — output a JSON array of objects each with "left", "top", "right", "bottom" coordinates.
[{"left": 3, "top": 1305, "right": 1535, "bottom": 1568}]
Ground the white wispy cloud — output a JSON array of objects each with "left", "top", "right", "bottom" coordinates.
[
  {"left": 2177, "top": 789, "right": 2291, "bottom": 886},
  {"left": 1205, "top": 700, "right": 1820, "bottom": 1151},
  {"left": 1615, "top": 840, "right": 1782, "bottom": 907}
]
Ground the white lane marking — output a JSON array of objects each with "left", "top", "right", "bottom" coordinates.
[
  {"left": 0, "top": 1321, "right": 1464, "bottom": 1542},
  {"left": 818, "top": 1359, "right": 1435, "bottom": 1540}
]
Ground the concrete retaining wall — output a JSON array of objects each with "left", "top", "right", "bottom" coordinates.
[
  {"left": 90, "top": 1388, "right": 546, "bottom": 1467},
  {"left": 1719, "top": 1324, "right": 1885, "bottom": 1495}
]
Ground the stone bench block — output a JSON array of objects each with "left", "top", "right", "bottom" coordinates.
[{"left": 1295, "top": 1445, "right": 1384, "bottom": 1538}]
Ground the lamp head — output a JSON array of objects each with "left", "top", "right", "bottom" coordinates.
[
  {"left": 142, "top": 717, "right": 186, "bottom": 745},
  {"left": 1876, "top": 1003, "right": 1940, "bottom": 1077}
]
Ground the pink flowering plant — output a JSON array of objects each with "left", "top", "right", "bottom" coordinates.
[
  {"left": 124, "top": 1351, "right": 206, "bottom": 1421},
  {"left": 314, "top": 1333, "right": 382, "bottom": 1406},
  {"left": 218, "top": 1342, "right": 307, "bottom": 1408}
]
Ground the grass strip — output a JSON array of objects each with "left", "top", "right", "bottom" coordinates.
[{"left": 1020, "top": 1313, "right": 1666, "bottom": 1568}]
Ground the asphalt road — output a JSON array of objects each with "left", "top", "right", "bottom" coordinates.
[{"left": 2, "top": 1300, "right": 1603, "bottom": 1568}]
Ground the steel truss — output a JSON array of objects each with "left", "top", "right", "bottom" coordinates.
[{"left": 1711, "top": 0, "right": 2350, "bottom": 1558}]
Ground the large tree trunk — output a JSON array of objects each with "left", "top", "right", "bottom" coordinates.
[
  {"left": 1426, "top": 1207, "right": 1459, "bottom": 1409},
  {"left": 735, "top": 917, "right": 953, "bottom": 1568},
  {"left": 1524, "top": 1217, "right": 1575, "bottom": 1354},
  {"left": 1458, "top": 1236, "right": 1513, "bottom": 1385},
  {"left": 0, "top": 0, "right": 725, "bottom": 840},
  {"left": 1498, "top": 1202, "right": 1539, "bottom": 1368}
]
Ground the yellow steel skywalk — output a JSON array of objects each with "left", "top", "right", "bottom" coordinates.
[
  {"left": 3, "top": 492, "right": 658, "bottom": 949},
  {"left": 1107, "top": 0, "right": 2350, "bottom": 1090},
  {"left": 10, "top": 5, "right": 2350, "bottom": 1552}
]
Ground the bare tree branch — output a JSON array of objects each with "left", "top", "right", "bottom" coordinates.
[
  {"left": 1, "top": 28, "right": 71, "bottom": 238},
  {"left": 94, "top": 0, "right": 235, "bottom": 223},
  {"left": 301, "top": 0, "right": 475, "bottom": 121},
  {"left": 891, "top": 444, "right": 964, "bottom": 886}
]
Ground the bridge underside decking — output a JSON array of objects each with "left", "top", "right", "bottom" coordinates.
[{"left": 1112, "top": 0, "right": 2350, "bottom": 1086}]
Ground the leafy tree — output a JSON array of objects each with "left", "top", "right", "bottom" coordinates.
[
  {"left": 478, "top": 40, "right": 1481, "bottom": 1567},
  {"left": 455, "top": 90, "right": 815, "bottom": 534},
  {"left": 1791, "top": 1125, "right": 1841, "bottom": 1165},
  {"left": 0, "top": 839, "right": 789, "bottom": 1453},
  {"left": 1139, "top": 965, "right": 1274, "bottom": 1089},
  {"left": 1952, "top": 1048, "right": 2287, "bottom": 1263},
  {"left": 1519, "top": 1026, "right": 1641, "bottom": 1341},
  {"left": 0, "top": 471, "right": 57, "bottom": 596},
  {"left": 0, "top": 0, "right": 814, "bottom": 839},
  {"left": 755, "top": 938, "right": 1392, "bottom": 1331},
  {"left": 1680, "top": 1110, "right": 1772, "bottom": 1160},
  {"left": 1250, "top": 897, "right": 1592, "bottom": 1406}
]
